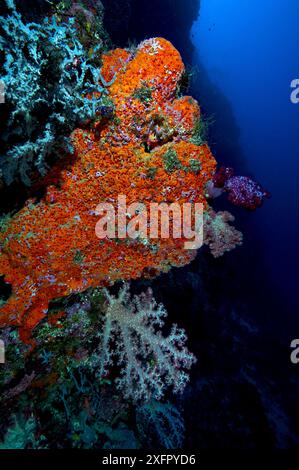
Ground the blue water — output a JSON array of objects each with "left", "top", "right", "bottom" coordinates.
[{"left": 191, "top": 0, "right": 299, "bottom": 330}]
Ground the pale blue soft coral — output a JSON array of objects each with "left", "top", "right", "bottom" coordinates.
[
  {"left": 93, "top": 284, "right": 196, "bottom": 403},
  {"left": 0, "top": 0, "right": 115, "bottom": 185}
]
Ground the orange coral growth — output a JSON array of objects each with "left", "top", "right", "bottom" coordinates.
[
  {"left": 0, "top": 38, "right": 217, "bottom": 341},
  {"left": 106, "top": 38, "right": 184, "bottom": 102},
  {"left": 99, "top": 38, "right": 199, "bottom": 149},
  {"left": 101, "top": 48, "right": 131, "bottom": 83}
]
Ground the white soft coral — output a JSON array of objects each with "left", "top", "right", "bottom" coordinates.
[{"left": 95, "top": 283, "right": 196, "bottom": 402}]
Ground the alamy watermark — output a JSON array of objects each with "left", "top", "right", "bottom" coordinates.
[
  {"left": 290, "top": 339, "right": 299, "bottom": 364},
  {"left": 290, "top": 79, "right": 299, "bottom": 104},
  {"left": 95, "top": 195, "right": 204, "bottom": 250}
]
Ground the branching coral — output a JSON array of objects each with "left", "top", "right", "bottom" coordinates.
[
  {"left": 136, "top": 401, "right": 185, "bottom": 449},
  {"left": 0, "top": 0, "right": 111, "bottom": 185},
  {"left": 0, "top": 284, "right": 191, "bottom": 448},
  {"left": 21, "top": 284, "right": 195, "bottom": 403},
  {"left": 0, "top": 341, "right": 183, "bottom": 448},
  {"left": 94, "top": 284, "right": 196, "bottom": 402},
  {"left": 204, "top": 209, "right": 243, "bottom": 258}
]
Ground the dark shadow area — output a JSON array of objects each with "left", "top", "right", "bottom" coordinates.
[
  {"left": 190, "top": 57, "right": 296, "bottom": 338},
  {"left": 101, "top": 0, "right": 200, "bottom": 64},
  {"left": 190, "top": 60, "right": 249, "bottom": 172},
  {"left": 101, "top": 0, "right": 132, "bottom": 46},
  {"left": 0, "top": 0, "right": 58, "bottom": 19},
  {"left": 0, "top": 275, "right": 11, "bottom": 303}
]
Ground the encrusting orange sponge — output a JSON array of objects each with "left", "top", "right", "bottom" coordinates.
[{"left": 0, "top": 38, "right": 217, "bottom": 342}]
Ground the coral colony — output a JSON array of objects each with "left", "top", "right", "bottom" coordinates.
[{"left": 0, "top": 0, "right": 268, "bottom": 449}]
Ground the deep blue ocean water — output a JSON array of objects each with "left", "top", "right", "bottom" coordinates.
[{"left": 191, "top": 0, "right": 299, "bottom": 335}]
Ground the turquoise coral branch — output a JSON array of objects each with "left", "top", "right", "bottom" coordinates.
[{"left": 0, "top": 0, "right": 113, "bottom": 185}]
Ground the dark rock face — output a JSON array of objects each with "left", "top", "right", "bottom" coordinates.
[
  {"left": 102, "top": 0, "right": 200, "bottom": 63},
  {"left": 0, "top": 0, "right": 55, "bottom": 19},
  {"left": 101, "top": 0, "right": 132, "bottom": 46},
  {"left": 128, "top": 0, "right": 200, "bottom": 64}
]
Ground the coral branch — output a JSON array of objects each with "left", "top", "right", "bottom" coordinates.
[
  {"left": 94, "top": 284, "right": 196, "bottom": 402},
  {"left": 204, "top": 209, "right": 243, "bottom": 258}
]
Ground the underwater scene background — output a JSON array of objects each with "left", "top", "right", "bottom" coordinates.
[{"left": 0, "top": 0, "right": 298, "bottom": 454}]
